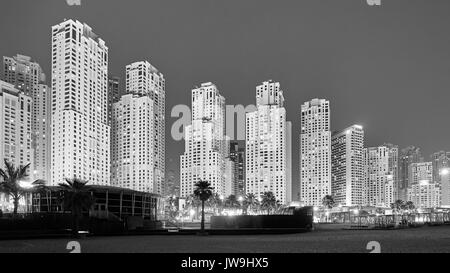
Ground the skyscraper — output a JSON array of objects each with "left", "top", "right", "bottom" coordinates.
[
  {"left": 3, "top": 54, "right": 46, "bottom": 96},
  {"left": 246, "top": 80, "right": 291, "bottom": 204},
  {"left": 111, "top": 94, "right": 154, "bottom": 192},
  {"left": 229, "top": 141, "right": 245, "bottom": 197},
  {"left": 331, "top": 125, "right": 365, "bottom": 207},
  {"left": 0, "top": 80, "right": 32, "bottom": 212},
  {"left": 0, "top": 80, "right": 32, "bottom": 170},
  {"left": 398, "top": 146, "right": 423, "bottom": 201},
  {"left": 180, "top": 82, "right": 226, "bottom": 197},
  {"left": 407, "top": 180, "right": 441, "bottom": 209},
  {"left": 126, "top": 61, "right": 165, "bottom": 195},
  {"left": 50, "top": 19, "right": 110, "bottom": 186},
  {"left": 440, "top": 168, "right": 450, "bottom": 207},
  {"left": 3, "top": 54, "right": 50, "bottom": 182},
  {"left": 431, "top": 151, "right": 450, "bottom": 184},
  {"left": 364, "top": 145, "right": 398, "bottom": 207},
  {"left": 384, "top": 143, "right": 399, "bottom": 201},
  {"left": 224, "top": 157, "right": 235, "bottom": 197},
  {"left": 408, "top": 162, "right": 433, "bottom": 186},
  {"left": 300, "top": 98, "right": 331, "bottom": 207},
  {"left": 407, "top": 162, "right": 440, "bottom": 209}
]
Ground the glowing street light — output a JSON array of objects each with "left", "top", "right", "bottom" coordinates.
[
  {"left": 18, "top": 180, "right": 34, "bottom": 189},
  {"left": 440, "top": 168, "right": 449, "bottom": 176},
  {"left": 238, "top": 196, "right": 244, "bottom": 202}
]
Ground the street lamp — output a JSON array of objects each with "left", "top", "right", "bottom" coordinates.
[
  {"left": 353, "top": 209, "right": 360, "bottom": 227},
  {"left": 189, "top": 209, "right": 195, "bottom": 221}
]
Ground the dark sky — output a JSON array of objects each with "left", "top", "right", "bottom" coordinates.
[{"left": 2, "top": 0, "right": 450, "bottom": 197}]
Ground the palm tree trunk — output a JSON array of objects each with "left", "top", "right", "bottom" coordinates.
[
  {"left": 13, "top": 196, "right": 19, "bottom": 216},
  {"left": 201, "top": 200, "right": 205, "bottom": 232}
]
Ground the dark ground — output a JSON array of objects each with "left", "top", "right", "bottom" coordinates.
[{"left": 0, "top": 225, "right": 449, "bottom": 253}]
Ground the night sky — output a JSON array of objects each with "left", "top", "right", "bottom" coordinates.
[{"left": 2, "top": 0, "right": 450, "bottom": 198}]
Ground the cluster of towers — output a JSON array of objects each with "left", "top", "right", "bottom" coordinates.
[
  {"left": 0, "top": 20, "right": 166, "bottom": 197},
  {"left": 179, "top": 81, "right": 450, "bottom": 209},
  {"left": 1, "top": 19, "right": 449, "bottom": 210}
]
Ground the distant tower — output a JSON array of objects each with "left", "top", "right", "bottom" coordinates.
[
  {"left": 407, "top": 162, "right": 440, "bottom": 208},
  {"left": 300, "top": 98, "right": 331, "bottom": 207},
  {"left": 431, "top": 151, "right": 450, "bottom": 183},
  {"left": 230, "top": 141, "right": 246, "bottom": 196},
  {"left": 246, "top": 80, "right": 291, "bottom": 204},
  {"left": 331, "top": 125, "right": 365, "bottom": 207},
  {"left": 3, "top": 54, "right": 50, "bottom": 182},
  {"left": 440, "top": 168, "right": 450, "bottom": 207},
  {"left": 364, "top": 145, "right": 398, "bottom": 207},
  {"left": 398, "top": 146, "right": 423, "bottom": 201},
  {"left": 0, "top": 80, "right": 33, "bottom": 171},
  {"left": 107, "top": 76, "right": 120, "bottom": 126}
]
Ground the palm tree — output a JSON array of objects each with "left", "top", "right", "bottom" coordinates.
[
  {"left": 260, "top": 192, "right": 277, "bottom": 215},
  {"left": 58, "top": 178, "right": 95, "bottom": 237},
  {"left": 322, "top": 195, "right": 335, "bottom": 209},
  {"left": 185, "top": 194, "right": 202, "bottom": 219},
  {"left": 193, "top": 180, "right": 214, "bottom": 233},
  {"left": 225, "top": 195, "right": 240, "bottom": 212},
  {"left": 207, "top": 193, "right": 223, "bottom": 215},
  {"left": 391, "top": 200, "right": 404, "bottom": 214},
  {"left": 244, "top": 193, "right": 259, "bottom": 215},
  {"left": 0, "top": 159, "right": 32, "bottom": 216},
  {"left": 404, "top": 201, "right": 415, "bottom": 213}
]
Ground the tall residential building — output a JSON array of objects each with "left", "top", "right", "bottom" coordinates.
[
  {"left": 300, "top": 98, "right": 331, "bottom": 207},
  {"left": 384, "top": 143, "right": 399, "bottom": 201},
  {"left": 50, "top": 19, "right": 110, "bottom": 186},
  {"left": 407, "top": 181, "right": 441, "bottom": 209},
  {"left": 229, "top": 141, "right": 245, "bottom": 197},
  {"left": 440, "top": 168, "right": 450, "bottom": 207},
  {"left": 224, "top": 158, "right": 235, "bottom": 197},
  {"left": 3, "top": 54, "right": 50, "bottom": 182},
  {"left": 408, "top": 162, "right": 433, "bottom": 186},
  {"left": 398, "top": 146, "right": 423, "bottom": 201},
  {"left": 364, "top": 145, "right": 398, "bottom": 207},
  {"left": 0, "top": 80, "right": 32, "bottom": 212},
  {"left": 126, "top": 61, "right": 165, "bottom": 195},
  {"left": 108, "top": 76, "right": 120, "bottom": 184},
  {"left": 331, "top": 125, "right": 365, "bottom": 207},
  {"left": 111, "top": 94, "right": 154, "bottom": 192},
  {"left": 246, "top": 80, "right": 291, "bottom": 204},
  {"left": 3, "top": 54, "right": 46, "bottom": 96},
  {"left": 407, "top": 162, "right": 440, "bottom": 208},
  {"left": 180, "top": 82, "right": 226, "bottom": 197},
  {"left": 0, "top": 80, "right": 33, "bottom": 171},
  {"left": 431, "top": 151, "right": 450, "bottom": 183}
]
